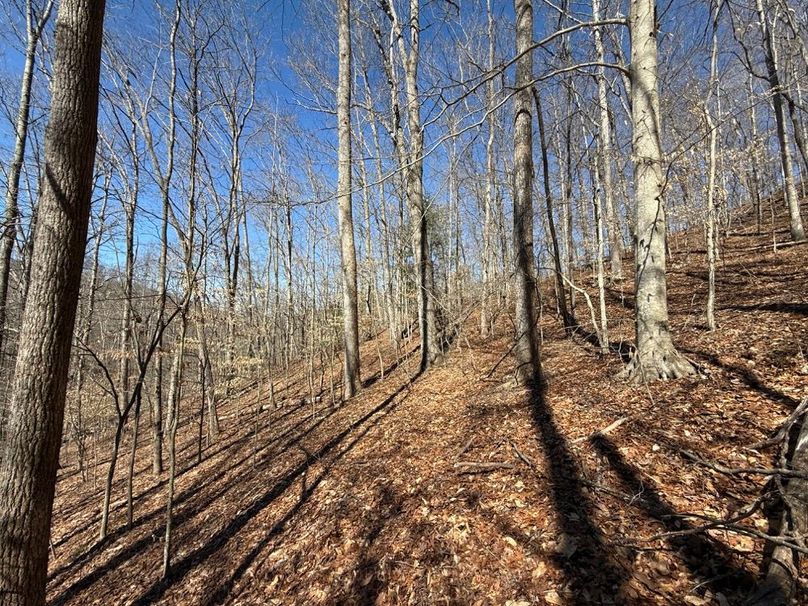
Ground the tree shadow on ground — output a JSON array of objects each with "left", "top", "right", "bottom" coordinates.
[
  {"left": 334, "top": 484, "right": 404, "bottom": 606},
  {"left": 362, "top": 344, "right": 419, "bottom": 389},
  {"left": 132, "top": 375, "right": 416, "bottom": 605},
  {"left": 720, "top": 302, "right": 808, "bottom": 317},
  {"left": 51, "top": 398, "right": 310, "bottom": 550},
  {"left": 590, "top": 433, "right": 756, "bottom": 599},
  {"left": 682, "top": 348, "right": 801, "bottom": 410},
  {"left": 48, "top": 397, "right": 343, "bottom": 591},
  {"left": 527, "top": 380, "right": 629, "bottom": 604}
]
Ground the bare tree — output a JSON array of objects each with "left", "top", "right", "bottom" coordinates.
[
  {"left": 592, "top": 0, "right": 623, "bottom": 280},
  {"left": 0, "top": 0, "right": 106, "bottom": 602},
  {"left": 337, "top": 0, "right": 360, "bottom": 398},
  {"left": 0, "top": 0, "right": 54, "bottom": 363},
  {"left": 754, "top": 0, "right": 805, "bottom": 242},
  {"left": 381, "top": 0, "right": 440, "bottom": 371},
  {"left": 621, "top": 0, "right": 695, "bottom": 382},
  {"left": 512, "top": 0, "right": 542, "bottom": 386}
]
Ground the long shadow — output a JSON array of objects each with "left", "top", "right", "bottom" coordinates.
[
  {"left": 362, "top": 345, "right": 418, "bottom": 389},
  {"left": 50, "top": 396, "right": 326, "bottom": 551},
  {"left": 335, "top": 483, "right": 405, "bottom": 606},
  {"left": 48, "top": 396, "right": 346, "bottom": 594},
  {"left": 720, "top": 302, "right": 808, "bottom": 317},
  {"left": 52, "top": 395, "right": 302, "bottom": 528},
  {"left": 132, "top": 375, "right": 417, "bottom": 605},
  {"left": 682, "top": 348, "right": 801, "bottom": 410},
  {"left": 206, "top": 432, "right": 406, "bottom": 605},
  {"left": 590, "top": 434, "right": 756, "bottom": 597},
  {"left": 527, "top": 380, "right": 629, "bottom": 604}
]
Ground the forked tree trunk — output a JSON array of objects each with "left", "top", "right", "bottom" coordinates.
[
  {"left": 384, "top": 0, "right": 440, "bottom": 371},
  {"left": 337, "top": 0, "right": 361, "bottom": 399},
  {"left": 622, "top": 0, "right": 695, "bottom": 382},
  {"left": 0, "top": 1, "right": 106, "bottom": 603},
  {"left": 512, "top": 0, "right": 542, "bottom": 386}
]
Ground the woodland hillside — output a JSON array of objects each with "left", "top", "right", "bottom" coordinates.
[
  {"left": 44, "top": 200, "right": 808, "bottom": 605},
  {"left": 0, "top": 0, "right": 807, "bottom": 605}
]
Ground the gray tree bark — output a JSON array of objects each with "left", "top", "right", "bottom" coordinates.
[
  {"left": 0, "top": 0, "right": 106, "bottom": 603},
  {"left": 480, "top": 0, "right": 496, "bottom": 338},
  {"left": 0, "top": 0, "right": 55, "bottom": 364},
  {"left": 754, "top": 0, "right": 805, "bottom": 242},
  {"left": 622, "top": 0, "right": 695, "bottom": 382},
  {"left": 533, "top": 86, "right": 573, "bottom": 333},
  {"left": 384, "top": 0, "right": 440, "bottom": 371},
  {"left": 512, "top": 0, "right": 542, "bottom": 386},
  {"left": 592, "top": 0, "right": 623, "bottom": 280},
  {"left": 337, "top": 0, "right": 360, "bottom": 399}
]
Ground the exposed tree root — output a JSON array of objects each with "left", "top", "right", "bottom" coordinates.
[{"left": 619, "top": 345, "right": 698, "bottom": 383}]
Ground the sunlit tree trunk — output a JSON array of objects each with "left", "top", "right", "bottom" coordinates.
[
  {"left": 0, "top": 0, "right": 106, "bottom": 602},
  {"left": 754, "top": 0, "right": 805, "bottom": 242},
  {"left": 512, "top": 0, "right": 542, "bottom": 386},
  {"left": 0, "top": 0, "right": 55, "bottom": 363},
  {"left": 337, "top": 0, "right": 360, "bottom": 398},
  {"left": 623, "top": 0, "right": 695, "bottom": 382},
  {"left": 592, "top": 0, "right": 623, "bottom": 280}
]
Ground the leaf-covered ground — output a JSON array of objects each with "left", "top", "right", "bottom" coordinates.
[{"left": 47, "top": 203, "right": 808, "bottom": 605}]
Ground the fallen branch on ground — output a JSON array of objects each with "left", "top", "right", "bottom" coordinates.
[
  {"left": 453, "top": 461, "right": 515, "bottom": 474},
  {"left": 573, "top": 416, "right": 630, "bottom": 444}
]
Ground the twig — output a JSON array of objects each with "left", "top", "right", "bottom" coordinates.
[
  {"left": 572, "top": 416, "right": 630, "bottom": 444},
  {"left": 509, "top": 440, "right": 537, "bottom": 469},
  {"left": 454, "top": 461, "right": 515, "bottom": 474},
  {"left": 677, "top": 447, "right": 808, "bottom": 480},
  {"left": 454, "top": 437, "right": 475, "bottom": 460}
]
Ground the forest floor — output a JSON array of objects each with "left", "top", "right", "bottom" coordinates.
[{"left": 47, "top": 201, "right": 808, "bottom": 606}]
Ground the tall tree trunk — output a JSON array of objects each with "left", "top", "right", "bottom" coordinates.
[
  {"left": 592, "top": 0, "right": 623, "bottom": 280},
  {"left": 591, "top": 156, "right": 610, "bottom": 353},
  {"left": 512, "top": 0, "right": 542, "bottom": 386},
  {"left": 747, "top": 76, "right": 763, "bottom": 235},
  {"left": 361, "top": 67, "right": 398, "bottom": 346},
  {"left": 149, "top": 0, "right": 180, "bottom": 477},
  {"left": 337, "top": 0, "right": 360, "bottom": 399},
  {"left": 162, "top": 313, "right": 187, "bottom": 578},
  {"left": 704, "top": 11, "right": 719, "bottom": 332},
  {"left": 755, "top": 0, "right": 805, "bottom": 242},
  {"left": 385, "top": 0, "right": 440, "bottom": 370},
  {"left": 0, "top": 0, "right": 54, "bottom": 363},
  {"left": 0, "top": 1, "right": 106, "bottom": 603},
  {"left": 480, "top": 0, "right": 497, "bottom": 337},
  {"left": 623, "top": 0, "right": 694, "bottom": 382},
  {"left": 533, "top": 87, "right": 574, "bottom": 333}
]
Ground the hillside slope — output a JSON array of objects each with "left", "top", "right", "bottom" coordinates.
[{"left": 47, "top": 204, "right": 807, "bottom": 605}]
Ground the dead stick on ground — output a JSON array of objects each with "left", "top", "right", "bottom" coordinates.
[
  {"left": 454, "top": 437, "right": 475, "bottom": 460},
  {"left": 572, "top": 416, "right": 631, "bottom": 444},
  {"left": 509, "top": 440, "right": 537, "bottom": 469},
  {"left": 454, "top": 461, "right": 515, "bottom": 474}
]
